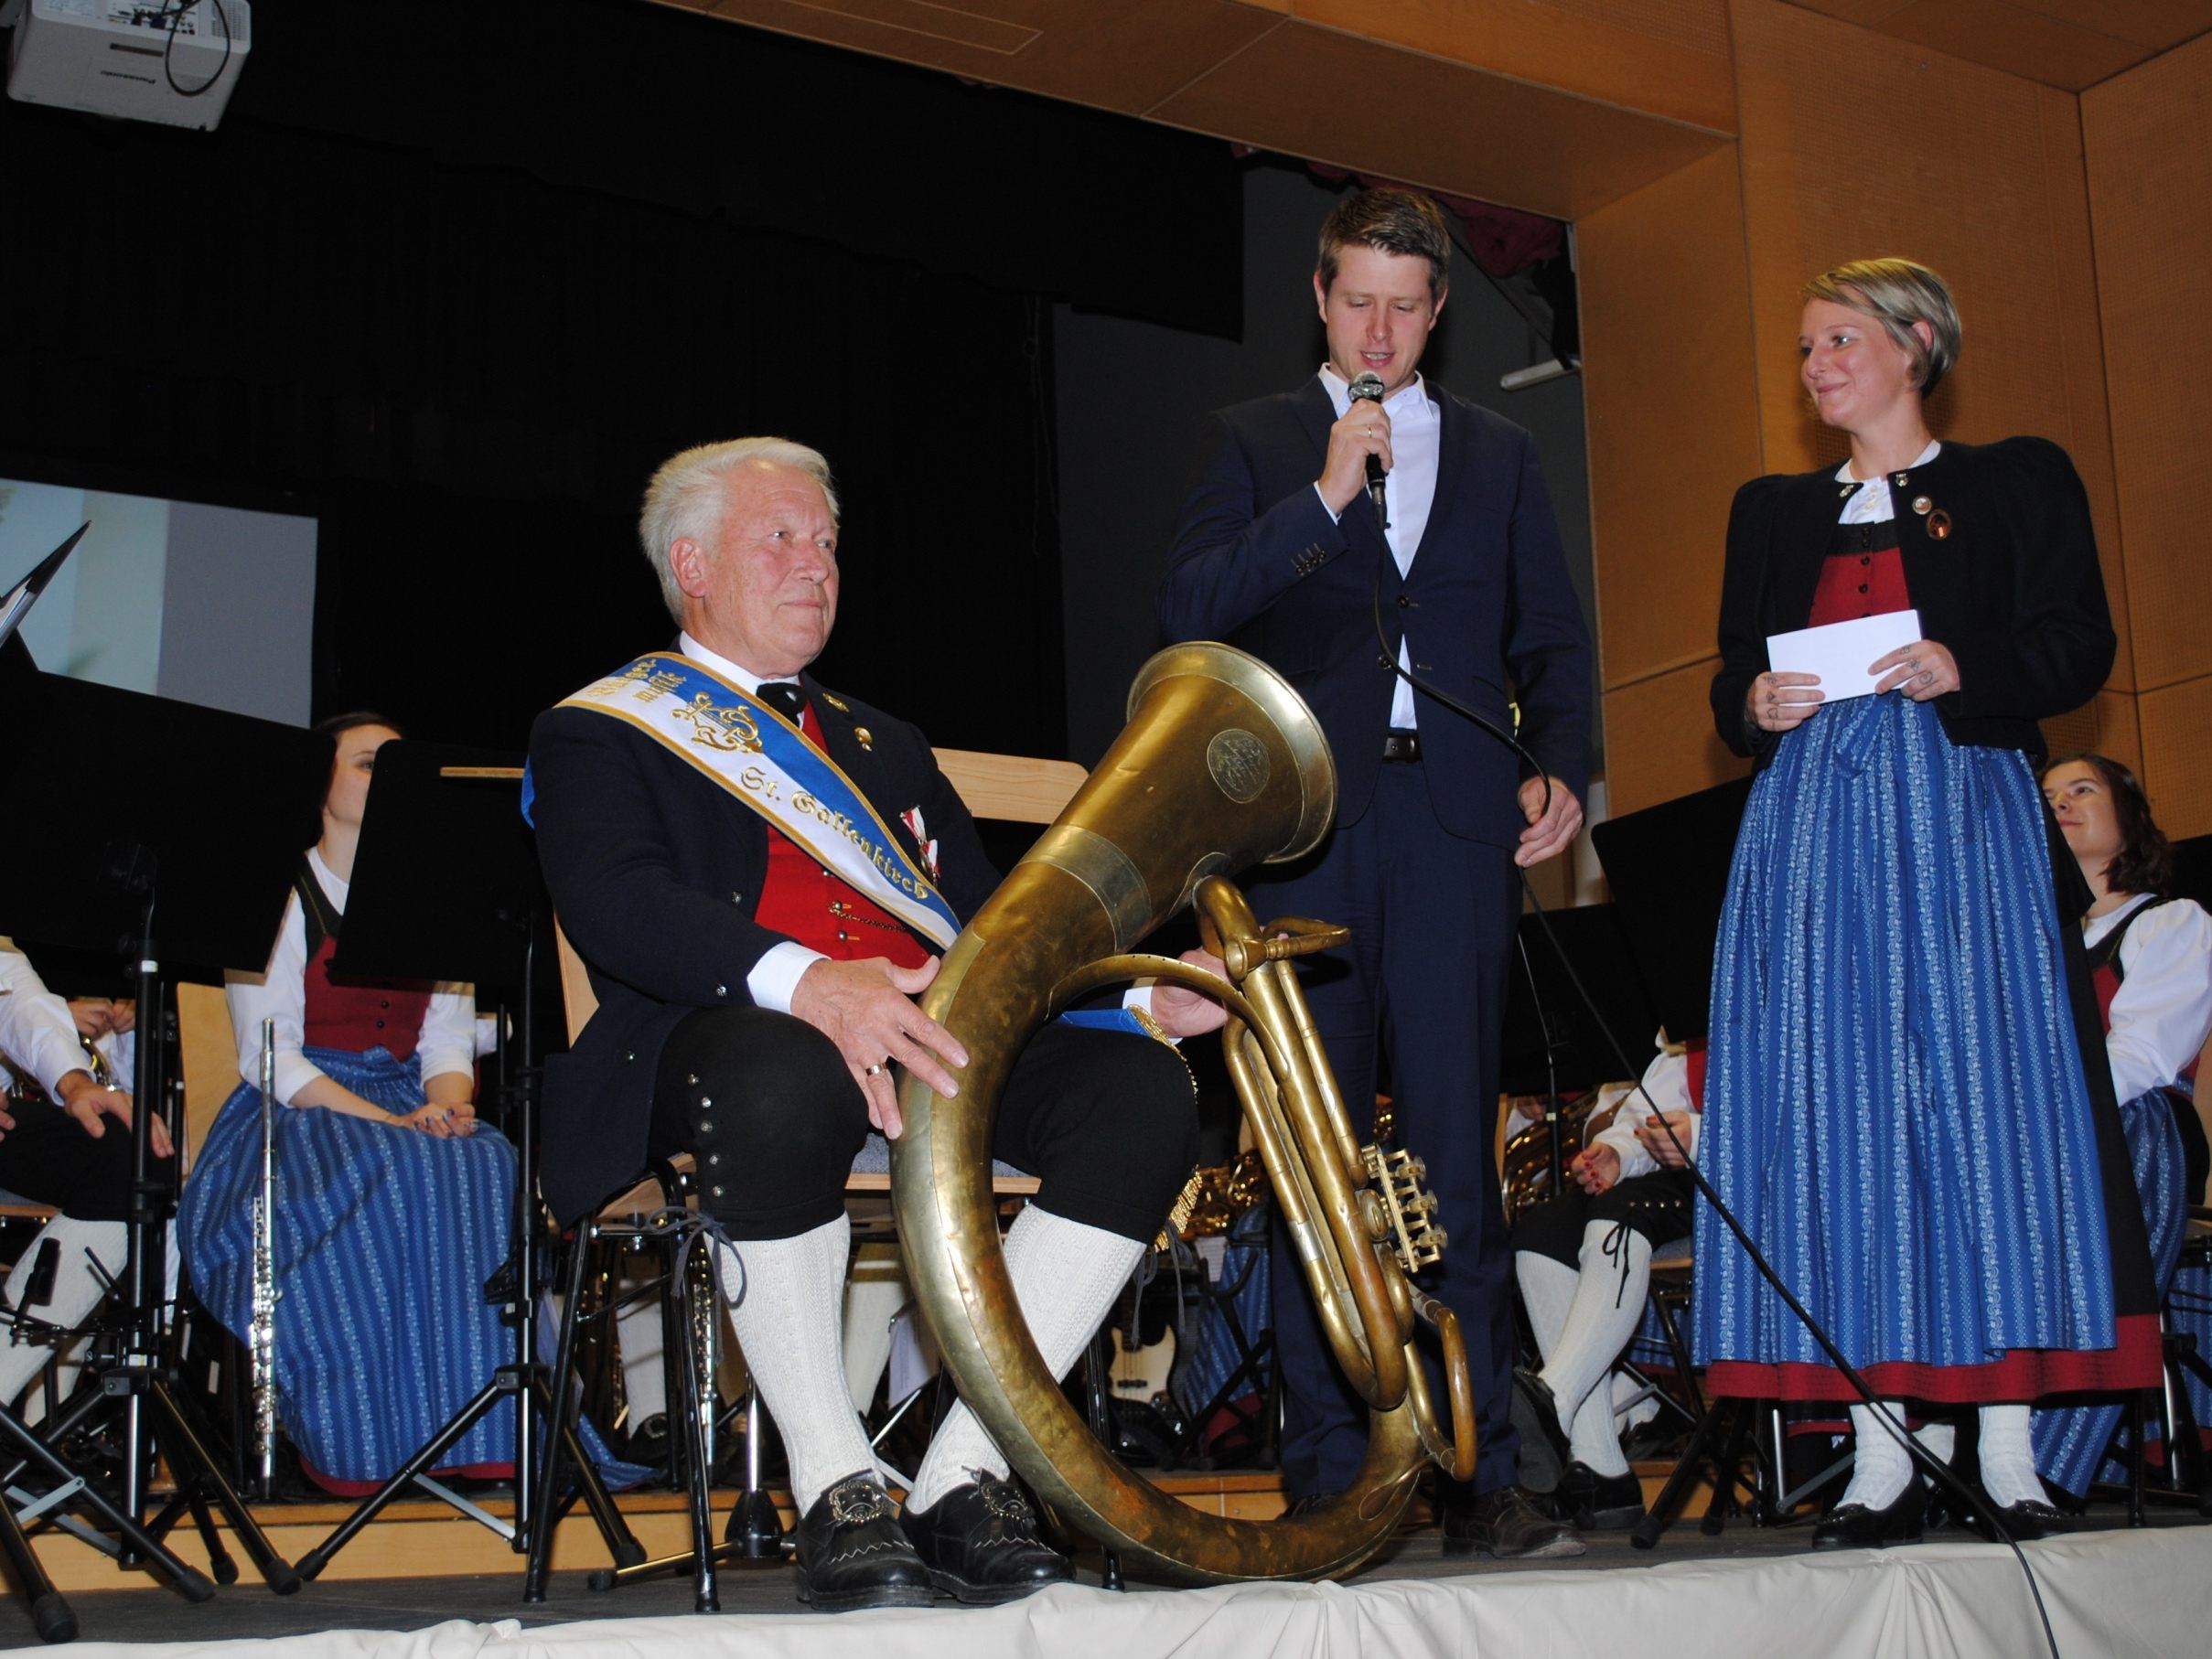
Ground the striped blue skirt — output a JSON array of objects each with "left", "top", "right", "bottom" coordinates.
[
  {"left": 178, "top": 1046, "right": 527, "bottom": 1485},
  {"left": 1694, "top": 694, "right": 2118, "bottom": 1397}
]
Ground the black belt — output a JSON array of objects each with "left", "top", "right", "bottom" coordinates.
[{"left": 1381, "top": 730, "right": 1422, "bottom": 764}]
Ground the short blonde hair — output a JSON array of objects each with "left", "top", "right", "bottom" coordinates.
[
  {"left": 639, "top": 438, "right": 840, "bottom": 624},
  {"left": 1803, "top": 259, "right": 1961, "bottom": 398}
]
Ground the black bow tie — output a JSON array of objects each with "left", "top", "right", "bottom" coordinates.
[{"left": 756, "top": 681, "right": 807, "bottom": 723}]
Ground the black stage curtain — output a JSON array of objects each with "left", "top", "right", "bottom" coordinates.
[{"left": 0, "top": 2, "right": 1240, "bottom": 759}]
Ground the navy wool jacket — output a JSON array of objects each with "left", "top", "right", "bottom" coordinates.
[{"left": 1158, "top": 379, "right": 1591, "bottom": 849}]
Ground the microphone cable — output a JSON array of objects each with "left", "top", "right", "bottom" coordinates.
[{"left": 1363, "top": 515, "right": 2065, "bottom": 1659}]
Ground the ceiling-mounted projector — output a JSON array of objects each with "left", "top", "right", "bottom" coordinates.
[{"left": 5, "top": 1, "right": 252, "bottom": 131}]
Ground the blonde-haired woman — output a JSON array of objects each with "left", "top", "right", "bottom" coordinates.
[{"left": 1696, "top": 259, "right": 2163, "bottom": 1547}]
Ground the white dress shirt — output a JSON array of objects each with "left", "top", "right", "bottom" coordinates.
[
  {"left": 226, "top": 847, "right": 478, "bottom": 1107},
  {"left": 0, "top": 939, "right": 97, "bottom": 1099},
  {"left": 2085, "top": 894, "right": 2212, "bottom": 1106},
  {"left": 1591, "top": 1040, "right": 1698, "bottom": 1183},
  {"left": 1315, "top": 366, "right": 1441, "bottom": 731}
]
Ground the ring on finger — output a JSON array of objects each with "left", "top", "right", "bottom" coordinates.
[{"left": 864, "top": 1062, "right": 886, "bottom": 1077}]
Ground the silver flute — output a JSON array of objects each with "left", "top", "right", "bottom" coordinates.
[{"left": 250, "top": 1017, "right": 280, "bottom": 1496}]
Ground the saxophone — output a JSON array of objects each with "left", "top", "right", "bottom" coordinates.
[{"left": 249, "top": 1018, "right": 280, "bottom": 1496}]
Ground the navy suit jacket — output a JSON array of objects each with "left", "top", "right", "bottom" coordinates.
[
  {"left": 1157, "top": 378, "right": 1591, "bottom": 849},
  {"left": 527, "top": 671, "right": 997, "bottom": 1224}
]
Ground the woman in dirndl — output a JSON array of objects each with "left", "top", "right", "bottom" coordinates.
[
  {"left": 1694, "top": 258, "right": 2164, "bottom": 1547},
  {"left": 179, "top": 713, "right": 522, "bottom": 1492},
  {"left": 2031, "top": 754, "right": 2212, "bottom": 1498}
]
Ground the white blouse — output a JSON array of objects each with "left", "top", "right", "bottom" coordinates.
[
  {"left": 225, "top": 848, "right": 477, "bottom": 1107},
  {"left": 2084, "top": 893, "right": 2212, "bottom": 1107}
]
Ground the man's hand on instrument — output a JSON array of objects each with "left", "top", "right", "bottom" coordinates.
[
  {"left": 1515, "top": 776, "right": 1584, "bottom": 868},
  {"left": 1317, "top": 401, "right": 1392, "bottom": 517},
  {"left": 1147, "top": 948, "right": 1230, "bottom": 1039},
  {"left": 56, "top": 1069, "right": 171, "bottom": 1160},
  {"left": 1569, "top": 1143, "right": 1618, "bottom": 1195},
  {"left": 107, "top": 999, "right": 136, "bottom": 1035},
  {"left": 68, "top": 999, "right": 116, "bottom": 1041},
  {"left": 1634, "top": 1111, "right": 1695, "bottom": 1169},
  {"left": 791, "top": 955, "right": 970, "bottom": 1140}
]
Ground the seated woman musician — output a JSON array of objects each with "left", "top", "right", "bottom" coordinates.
[
  {"left": 177, "top": 712, "right": 524, "bottom": 1493},
  {"left": 0, "top": 942, "right": 168, "bottom": 1414},
  {"left": 1513, "top": 1036, "right": 1702, "bottom": 1531},
  {"left": 2030, "top": 753, "right": 2212, "bottom": 1502}
]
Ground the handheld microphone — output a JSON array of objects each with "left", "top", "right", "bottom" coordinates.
[{"left": 1347, "top": 371, "right": 1390, "bottom": 521}]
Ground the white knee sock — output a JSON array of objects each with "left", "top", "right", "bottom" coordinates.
[
  {"left": 842, "top": 1243, "right": 908, "bottom": 1415},
  {"left": 906, "top": 1207, "right": 1144, "bottom": 1513},
  {"left": 715, "top": 1217, "right": 877, "bottom": 1515},
  {"left": 1, "top": 1216, "right": 127, "bottom": 1414},
  {"left": 612, "top": 1269, "right": 667, "bottom": 1428},
  {"left": 1539, "top": 1223, "right": 1651, "bottom": 1428},
  {"left": 1841, "top": 1401, "right": 1913, "bottom": 1509},
  {"left": 1977, "top": 1404, "right": 2051, "bottom": 1510},
  {"left": 1516, "top": 1250, "right": 1577, "bottom": 1361}
]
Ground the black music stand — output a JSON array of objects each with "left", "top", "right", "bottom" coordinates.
[
  {"left": 290, "top": 742, "right": 639, "bottom": 1581},
  {"left": 0, "top": 666, "right": 324, "bottom": 1615},
  {"left": 1500, "top": 902, "right": 1665, "bottom": 1203},
  {"left": 1588, "top": 778, "right": 1752, "bottom": 1046}
]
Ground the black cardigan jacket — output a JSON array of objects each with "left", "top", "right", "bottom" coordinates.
[{"left": 1710, "top": 436, "right": 2114, "bottom": 763}]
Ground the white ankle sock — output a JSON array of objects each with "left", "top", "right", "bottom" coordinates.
[
  {"left": 0, "top": 1216, "right": 126, "bottom": 1413},
  {"left": 1977, "top": 1404, "right": 2050, "bottom": 1510},
  {"left": 1539, "top": 1223, "right": 1650, "bottom": 1428},
  {"left": 1841, "top": 1401, "right": 1913, "bottom": 1510},
  {"left": 907, "top": 1207, "right": 1144, "bottom": 1513},
  {"left": 716, "top": 1217, "right": 877, "bottom": 1515}
]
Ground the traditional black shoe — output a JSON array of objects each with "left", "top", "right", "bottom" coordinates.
[
  {"left": 1514, "top": 1366, "right": 1573, "bottom": 1464},
  {"left": 1441, "top": 1482, "right": 1587, "bottom": 1559},
  {"left": 904, "top": 1474, "right": 1073, "bottom": 1605},
  {"left": 792, "top": 1472, "right": 937, "bottom": 1612},
  {"left": 1977, "top": 1497, "right": 2084, "bottom": 1542},
  {"left": 1554, "top": 1461, "right": 1647, "bottom": 1530},
  {"left": 1811, "top": 1482, "right": 1924, "bottom": 1551}
]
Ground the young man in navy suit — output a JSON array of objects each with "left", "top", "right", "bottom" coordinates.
[
  {"left": 532, "top": 438, "right": 1219, "bottom": 1609},
  {"left": 1158, "top": 188, "right": 1594, "bottom": 1557}
]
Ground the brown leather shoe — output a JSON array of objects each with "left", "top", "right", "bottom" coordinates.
[{"left": 1441, "top": 1482, "right": 1587, "bottom": 1559}]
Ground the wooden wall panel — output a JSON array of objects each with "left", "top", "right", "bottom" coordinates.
[
  {"left": 1289, "top": 0, "right": 1739, "bottom": 133},
  {"left": 1150, "top": 23, "right": 1727, "bottom": 219},
  {"left": 1733, "top": 2, "right": 2121, "bottom": 496},
  {"left": 2140, "top": 679, "right": 2212, "bottom": 840},
  {"left": 1603, "top": 660, "right": 1753, "bottom": 817},
  {"left": 2084, "top": 33, "right": 2212, "bottom": 695},
  {"left": 1783, "top": 1, "right": 2212, "bottom": 88},
  {"left": 2038, "top": 689, "right": 2145, "bottom": 777},
  {"left": 1579, "top": 147, "right": 1765, "bottom": 695}
]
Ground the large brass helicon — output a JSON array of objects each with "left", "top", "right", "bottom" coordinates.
[{"left": 891, "top": 642, "right": 1476, "bottom": 1584}]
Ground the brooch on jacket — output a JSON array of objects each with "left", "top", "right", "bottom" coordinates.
[{"left": 900, "top": 807, "right": 942, "bottom": 883}]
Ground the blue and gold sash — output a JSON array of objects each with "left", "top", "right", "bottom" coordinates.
[{"left": 547, "top": 653, "right": 960, "bottom": 949}]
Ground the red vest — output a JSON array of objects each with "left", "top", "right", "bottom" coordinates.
[
  {"left": 1809, "top": 544, "right": 1910, "bottom": 626},
  {"left": 748, "top": 703, "right": 930, "bottom": 969},
  {"left": 303, "top": 933, "right": 433, "bottom": 1058}
]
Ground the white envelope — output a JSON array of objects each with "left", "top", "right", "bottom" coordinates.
[{"left": 1766, "top": 608, "right": 1922, "bottom": 703}]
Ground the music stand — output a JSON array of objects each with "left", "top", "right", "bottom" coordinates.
[
  {"left": 291, "top": 742, "right": 638, "bottom": 1581},
  {"left": 1500, "top": 901, "right": 1666, "bottom": 1203},
  {"left": 0, "top": 668, "right": 324, "bottom": 1611},
  {"left": 1588, "top": 778, "right": 1752, "bottom": 1045}
]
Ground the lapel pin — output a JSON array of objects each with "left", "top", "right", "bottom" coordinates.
[
  {"left": 1927, "top": 508, "right": 1953, "bottom": 540},
  {"left": 821, "top": 692, "right": 851, "bottom": 713},
  {"left": 1912, "top": 496, "right": 1932, "bottom": 515},
  {"left": 854, "top": 727, "right": 874, "bottom": 750}
]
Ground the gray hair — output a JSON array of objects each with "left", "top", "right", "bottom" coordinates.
[
  {"left": 638, "top": 437, "right": 841, "bottom": 624},
  {"left": 1803, "top": 258, "right": 1962, "bottom": 398}
]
